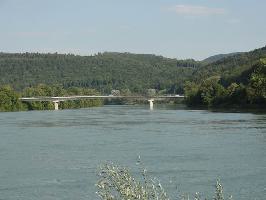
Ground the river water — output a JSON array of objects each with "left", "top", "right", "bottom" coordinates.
[{"left": 0, "top": 105, "right": 265, "bottom": 200}]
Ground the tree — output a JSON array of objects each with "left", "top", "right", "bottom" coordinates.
[
  {"left": 225, "top": 83, "right": 247, "bottom": 105},
  {"left": 199, "top": 76, "right": 226, "bottom": 106},
  {"left": 247, "top": 60, "right": 266, "bottom": 104},
  {"left": 184, "top": 81, "right": 201, "bottom": 106},
  {"left": 0, "top": 85, "right": 26, "bottom": 111}
]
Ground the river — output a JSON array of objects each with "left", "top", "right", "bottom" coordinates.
[{"left": 0, "top": 105, "right": 265, "bottom": 200}]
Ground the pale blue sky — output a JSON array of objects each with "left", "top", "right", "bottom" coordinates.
[{"left": 0, "top": 0, "right": 265, "bottom": 60}]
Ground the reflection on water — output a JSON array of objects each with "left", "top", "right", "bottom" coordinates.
[{"left": 0, "top": 105, "right": 265, "bottom": 200}]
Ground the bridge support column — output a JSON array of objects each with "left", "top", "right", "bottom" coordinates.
[
  {"left": 53, "top": 101, "right": 59, "bottom": 110},
  {"left": 148, "top": 99, "right": 154, "bottom": 110}
]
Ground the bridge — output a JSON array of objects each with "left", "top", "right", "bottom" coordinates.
[{"left": 19, "top": 95, "right": 185, "bottom": 110}]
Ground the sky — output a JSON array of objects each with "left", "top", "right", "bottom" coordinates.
[{"left": 0, "top": 0, "right": 265, "bottom": 60}]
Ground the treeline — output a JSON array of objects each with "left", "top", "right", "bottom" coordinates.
[
  {"left": 1, "top": 47, "right": 266, "bottom": 95},
  {"left": 1, "top": 45, "right": 266, "bottom": 109},
  {"left": 0, "top": 52, "right": 197, "bottom": 94},
  {"left": 184, "top": 59, "right": 266, "bottom": 107},
  {"left": 0, "top": 84, "right": 102, "bottom": 112},
  {"left": 193, "top": 46, "right": 266, "bottom": 84}
]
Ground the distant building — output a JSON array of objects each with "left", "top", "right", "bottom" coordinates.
[{"left": 111, "top": 90, "right": 121, "bottom": 96}]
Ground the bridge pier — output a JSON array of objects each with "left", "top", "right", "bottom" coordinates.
[
  {"left": 19, "top": 95, "right": 185, "bottom": 111},
  {"left": 148, "top": 99, "right": 154, "bottom": 110},
  {"left": 53, "top": 101, "right": 59, "bottom": 110}
]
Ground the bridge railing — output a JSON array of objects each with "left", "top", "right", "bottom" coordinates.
[
  {"left": 19, "top": 95, "right": 185, "bottom": 110},
  {"left": 19, "top": 94, "right": 185, "bottom": 102}
]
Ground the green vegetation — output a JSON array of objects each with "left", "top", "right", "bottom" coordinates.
[
  {"left": 1, "top": 45, "right": 266, "bottom": 110},
  {"left": 0, "top": 52, "right": 198, "bottom": 94},
  {"left": 193, "top": 46, "right": 266, "bottom": 84},
  {"left": 22, "top": 84, "right": 102, "bottom": 110},
  {"left": 0, "top": 84, "right": 102, "bottom": 112},
  {"left": 96, "top": 162, "right": 232, "bottom": 200},
  {"left": 184, "top": 59, "right": 266, "bottom": 107},
  {"left": 202, "top": 52, "right": 242, "bottom": 64},
  {"left": 1, "top": 47, "right": 266, "bottom": 95},
  {"left": 0, "top": 85, "right": 27, "bottom": 111}
]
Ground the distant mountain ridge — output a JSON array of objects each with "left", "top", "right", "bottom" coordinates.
[
  {"left": 193, "top": 45, "right": 266, "bottom": 84},
  {"left": 202, "top": 52, "right": 243, "bottom": 64},
  {"left": 0, "top": 45, "right": 265, "bottom": 93},
  {"left": 0, "top": 52, "right": 197, "bottom": 93}
]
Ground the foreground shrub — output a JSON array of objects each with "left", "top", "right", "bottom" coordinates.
[{"left": 96, "top": 161, "right": 232, "bottom": 200}]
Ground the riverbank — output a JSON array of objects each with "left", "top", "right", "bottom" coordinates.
[
  {"left": 0, "top": 84, "right": 103, "bottom": 112},
  {"left": 186, "top": 104, "right": 266, "bottom": 114}
]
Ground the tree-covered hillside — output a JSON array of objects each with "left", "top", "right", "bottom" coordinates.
[
  {"left": 183, "top": 45, "right": 266, "bottom": 108},
  {"left": 202, "top": 52, "right": 242, "bottom": 64},
  {"left": 0, "top": 45, "right": 265, "bottom": 97},
  {"left": 0, "top": 52, "right": 199, "bottom": 94},
  {"left": 184, "top": 58, "right": 266, "bottom": 107},
  {"left": 193, "top": 46, "right": 266, "bottom": 85}
]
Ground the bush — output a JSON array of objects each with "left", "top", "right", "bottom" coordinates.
[{"left": 96, "top": 161, "right": 232, "bottom": 200}]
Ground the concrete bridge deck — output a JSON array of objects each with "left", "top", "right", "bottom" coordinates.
[{"left": 19, "top": 95, "right": 185, "bottom": 110}]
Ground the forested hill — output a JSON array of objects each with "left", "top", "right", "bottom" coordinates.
[
  {"left": 185, "top": 46, "right": 266, "bottom": 108},
  {"left": 202, "top": 52, "right": 242, "bottom": 64},
  {"left": 193, "top": 46, "right": 266, "bottom": 85},
  {"left": 0, "top": 46, "right": 265, "bottom": 95},
  {"left": 0, "top": 52, "right": 200, "bottom": 93}
]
